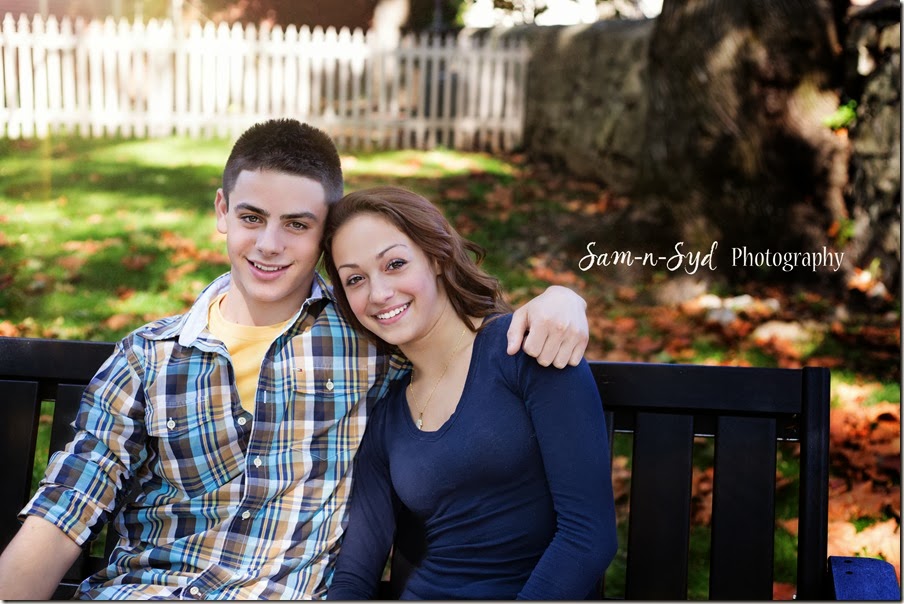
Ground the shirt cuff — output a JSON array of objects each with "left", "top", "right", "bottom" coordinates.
[{"left": 20, "top": 484, "right": 108, "bottom": 547}]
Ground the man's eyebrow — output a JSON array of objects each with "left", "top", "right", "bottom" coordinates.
[
  {"left": 281, "top": 211, "right": 319, "bottom": 222},
  {"left": 337, "top": 244, "right": 408, "bottom": 271},
  {"left": 234, "top": 202, "right": 269, "bottom": 216},
  {"left": 233, "top": 203, "right": 319, "bottom": 222}
]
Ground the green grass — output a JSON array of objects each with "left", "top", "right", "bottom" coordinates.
[
  {"left": 866, "top": 382, "right": 901, "bottom": 406},
  {"left": 0, "top": 137, "right": 542, "bottom": 340},
  {"left": 32, "top": 401, "right": 54, "bottom": 492},
  {"left": 688, "top": 337, "right": 729, "bottom": 365},
  {"left": 0, "top": 136, "right": 228, "bottom": 340}
]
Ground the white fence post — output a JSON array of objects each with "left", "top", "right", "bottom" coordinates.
[
  {"left": 0, "top": 13, "right": 530, "bottom": 151},
  {"left": 16, "top": 14, "right": 34, "bottom": 138}
]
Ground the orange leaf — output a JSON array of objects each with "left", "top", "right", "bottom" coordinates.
[
  {"left": 773, "top": 582, "right": 796, "bottom": 600},
  {"left": 122, "top": 255, "right": 154, "bottom": 271},
  {"left": 0, "top": 320, "right": 21, "bottom": 337},
  {"left": 104, "top": 314, "right": 134, "bottom": 331},
  {"left": 780, "top": 518, "right": 799, "bottom": 537}
]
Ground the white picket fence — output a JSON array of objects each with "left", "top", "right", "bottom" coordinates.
[{"left": 0, "top": 13, "right": 529, "bottom": 151}]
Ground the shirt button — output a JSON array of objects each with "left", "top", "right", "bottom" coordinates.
[
  {"left": 166, "top": 419, "right": 176, "bottom": 430},
  {"left": 253, "top": 457, "right": 262, "bottom": 467},
  {"left": 237, "top": 417, "right": 247, "bottom": 426},
  {"left": 326, "top": 379, "right": 334, "bottom": 391},
  {"left": 189, "top": 586, "right": 200, "bottom": 596},
  {"left": 241, "top": 510, "right": 251, "bottom": 520}
]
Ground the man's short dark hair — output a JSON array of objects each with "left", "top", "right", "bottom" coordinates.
[{"left": 222, "top": 119, "right": 344, "bottom": 204}]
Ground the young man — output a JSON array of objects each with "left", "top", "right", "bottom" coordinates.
[{"left": 0, "top": 119, "right": 590, "bottom": 600}]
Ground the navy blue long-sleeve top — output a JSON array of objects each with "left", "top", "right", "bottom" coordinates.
[{"left": 327, "top": 314, "right": 617, "bottom": 600}]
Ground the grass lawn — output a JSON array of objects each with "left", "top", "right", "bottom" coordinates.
[{"left": 2, "top": 135, "right": 899, "bottom": 598}]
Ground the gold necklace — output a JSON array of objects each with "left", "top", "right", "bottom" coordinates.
[{"left": 408, "top": 326, "right": 468, "bottom": 430}]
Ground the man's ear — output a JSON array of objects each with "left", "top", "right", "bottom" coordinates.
[{"left": 215, "top": 189, "right": 228, "bottom": 234}]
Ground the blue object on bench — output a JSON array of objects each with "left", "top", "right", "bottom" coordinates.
[{"left": 829, "top": 555, "right": 901, "bottom": 600}]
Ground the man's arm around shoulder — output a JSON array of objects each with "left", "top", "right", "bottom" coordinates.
[
  {"left": 0, "top": 515, "right": 83, "bottom": 600},
  {"left": 507, "top": 285, "right": 589, "bottom": 368}
]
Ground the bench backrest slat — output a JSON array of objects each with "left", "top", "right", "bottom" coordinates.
[
  {"left": 0, "top": 338, "right": 115, "bottom": 383},
  {"left": 0, "top": 380, "right": 42, "bottom": 546},
  {"left": 797, "top": 367, "right": 831, "bottom": 599},
  {"left": 625, "top": 412, "right": 694, "bottom": 599},
  {"left": 591, "top": 362, "right": 804, "bottom": 414},
  {"left": 709, "top": 416, "right": 777, "bottom": 599}
]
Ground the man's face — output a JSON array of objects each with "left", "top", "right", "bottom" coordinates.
[{"left": 215, "top": 169, "right": 328, "bottom": 326}]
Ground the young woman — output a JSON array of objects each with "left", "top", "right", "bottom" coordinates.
[{"left": 323, "top": 186, "right": 617, "bottom": 600}]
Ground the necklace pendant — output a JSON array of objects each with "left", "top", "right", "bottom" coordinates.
[{"left": 416, "top": 416, "right": 424, "bottom": 430}]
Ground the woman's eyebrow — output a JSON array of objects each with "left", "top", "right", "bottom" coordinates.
[
  {"left": 377, "top": 243, "right": 408, "bottom": 258},
  {"left": 338, "top": 243, "right": 410, "bottom": 270}
]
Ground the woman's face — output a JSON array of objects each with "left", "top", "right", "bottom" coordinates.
[{"left": 331, "top": 213, "right": 446, "bottom": 347}]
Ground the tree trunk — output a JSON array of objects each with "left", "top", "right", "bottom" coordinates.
[
  {"left": 636, "top": 0, "right": 850, "bottom": 283},
  {"left": 842, "top": 1, "right": 901, "bottom": 298}
]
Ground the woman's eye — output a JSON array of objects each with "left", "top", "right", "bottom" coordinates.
[
  {"left": 344, "top": 275, "right": 363, "bottom": 287},
  {"left": 387, "top": 259, "right": 406, "bottom": 271}
]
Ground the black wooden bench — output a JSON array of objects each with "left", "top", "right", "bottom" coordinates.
[{"left": 1, "top": 336, "right": 899, "bottom": 600}]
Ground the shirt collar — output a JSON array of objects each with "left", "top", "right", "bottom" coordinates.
[{"left": 139, "top": 272, "right": 334, "bottom": 347}]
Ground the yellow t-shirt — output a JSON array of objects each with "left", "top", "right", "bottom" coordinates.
[{"left": 207, "top": 293, "right": 291, "bottom": 414}]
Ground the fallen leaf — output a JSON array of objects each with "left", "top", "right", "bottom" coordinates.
[
  {"left": 444, "top": 187, "right": 469, "bottom": 201},
  {"left": 616, "top": 286, "right": 637, "bottom": 302},
  {"left": 828, "top": 481, "right": 891, "bottom": 522},
  {"left": 612, "top": 317, "right": 637, "bottom": 334},
  {"left": 773, "top": 582, "right": 796, "bottom": 600},
  {"left": 58, "top": 255, "right": 87, "bottom": 274},
  {"left": 780, "top": 518, "right": 799, "bottom": 537},
  {"left": 691, "top": 467, "right": 714, "bottom": 525},
  {"left": 454, "top": 214, "right": 476, "bottom": 236},
  {"left": 104, "top": 314, "right": 134, "bottom": 331},
  {"left": 0, "top": 320, "right": 21, "bottom": 336},
  {"left": 122, "top": 255, "right": 154, "bottom": 271},
  {"left": 611, "top": 455, "right": 630, "bottom": 502}
]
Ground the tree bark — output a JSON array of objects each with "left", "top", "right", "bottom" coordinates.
[{"left": 637, "top": 0, "right": 850, "bottom": 282}]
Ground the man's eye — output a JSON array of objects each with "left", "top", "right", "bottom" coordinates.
[
  {"left": 241, "top": 215, "right": 262, "bottom": 224},
  {"left": 288, "top": 221, "right": 308, "bottom": 231}
]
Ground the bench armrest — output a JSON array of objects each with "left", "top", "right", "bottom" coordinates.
[{"left": 828, "top": 556, "right": 900, "bottom": 600}]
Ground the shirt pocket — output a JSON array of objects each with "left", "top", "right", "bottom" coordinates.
[
  {"left": 289, "top": 366, "right": 371, "bottom": 462},
  {"left": 145, "top": 394, "right": 240, "bottom": 498}
]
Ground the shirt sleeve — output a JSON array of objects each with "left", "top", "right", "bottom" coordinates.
[
  {"left": 327, "top": 405, "right": 398, "bottom": 600},
  {"left": 20, "top": 339, "right": 149, "bottom": 547},
  {"left": 514, "top": 355, "right": 618, "bottom": 600}
]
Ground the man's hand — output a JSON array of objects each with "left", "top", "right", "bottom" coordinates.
[{"left": 506, "top": 285, "right": 589, "bottom": 368}]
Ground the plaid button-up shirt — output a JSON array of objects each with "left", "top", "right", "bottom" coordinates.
[{"left": 22, "top": 272, "right": 406, "bottom": 599}]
